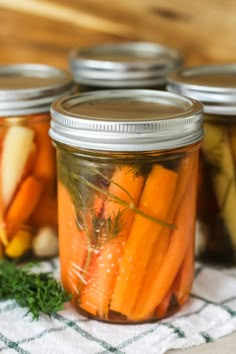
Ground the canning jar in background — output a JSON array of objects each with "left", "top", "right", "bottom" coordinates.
[
  {"left": 168, "top": 64, "right": 236, "bottom": 264},
  {"left": 69, "top": 42, "right": 182, "bottom": 92},
  {"left": 0, "top": 64, "right": 74, "bottom": 260},
  {"left": 50, "top": 90, "right": 203, "bottom": 323}
]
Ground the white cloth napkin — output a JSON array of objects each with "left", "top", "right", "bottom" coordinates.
[{"left": 0, "top": 258, "right": 236, "bottom": 354}]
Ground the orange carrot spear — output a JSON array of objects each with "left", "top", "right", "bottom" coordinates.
[
  {"left": 175, "top": 241, "right": 195, "bottom": 306},
  {"left": 79, "top": 166, "right": 145, "bottom": 318},
  {"left": 154, "top": 241, "right": 194, "bottom": 319},
  {"left": 155, "top": 281, "right": 175, "bottom": 319},
  {"left": 133, "top": 159, "right": 197, "bottom": 320},
  {"left": 131, "top": 152, "right": 196, "bottom": 318},
  {"left": 110, "top": 165, "right": 178, "bottom": 317},
  {"left": 5, "top": 176, "right": 43, "bottom": 236},
  {"left": 58, "top": 182, "right": 88, "bottom": 297},
  {"left": 31, "top": 181, "right": 58, "bottom": 229},
  {"left": 32, "top": 122, "right": 56, "bottom": 181},
  {"left": 0, "top": 173, "right": 7, "bottom": 246}
]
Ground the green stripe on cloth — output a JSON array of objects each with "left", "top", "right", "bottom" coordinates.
[
  {"left": 0, "top": 326, "right": 68, "bottom": 352},
  {"left": 161, "top": 323, "right": 185, "bottom": 338},
  {"left": 200, "top": 332, "right": 214, "bottom": 343},
  {"left": 0, "top": 304, "right": 90, "bottom": 352},
  {"left": 95, "top": 320, "right": 186, "bottom": 354},
  {"left": 0, "top": 320, "right": 86, "bottom": 352},
  {"left": 221, "top": 295, "right": 236, "bottom": 304},
  {"left": 53, "top": 313, "right": 126, "bottom": 353},
  {"left": 190, "top": 293, "right": 236, "bottom": 316},
  {"left": 0, "top": 303, "right": 18, "bottom": 314},
  {"left": 194, "top": 267, "right": 203, "bottom": 278},
  {"left": 49, "top": 259, "right": 58, "bottom": 270},
  {"left": 0, "top": 333, "right": 30, "bottom": 354}
]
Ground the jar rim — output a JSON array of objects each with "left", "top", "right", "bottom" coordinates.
[
  {"left": 50, "top": 89, "right": 203, "bottom": 152},
  {"left": 0, "top": 64, "right": 75, "bottom": 116},
  {"left": 69, "top": 42, "right": 182, "bottom": 87},
  {"left": 168, "top": 64, "right": 236, "bottom": 115}
]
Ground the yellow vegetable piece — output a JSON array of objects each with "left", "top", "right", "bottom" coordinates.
[
  {"left": 229, "top": 126, "right": 236, "bottom": 165},
  {"left": 203, "top": 122, "right": 236, "bottom": 248},
  {"left": 5, "top": 230, "right": 32, "bottom": 258},
  {"left": 0, "top": 227, "right": 8, "bottom": 246}
]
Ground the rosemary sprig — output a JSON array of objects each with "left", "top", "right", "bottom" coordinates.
[{"left": 0, "top": 260, "right": 71, "bottom": 320}]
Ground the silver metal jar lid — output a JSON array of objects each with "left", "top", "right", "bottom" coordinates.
[
  {"left": 168, "top": 64, "right": 236, "bottom": 115},
  {"left": 50, "top": 89, "right": 203, "bottom": 152},
  {"left": 69, "top": 42, "right": 182, "bottom": 88},
  {"left": 0, "top": 64, "right": 75, "bottom": 116}
]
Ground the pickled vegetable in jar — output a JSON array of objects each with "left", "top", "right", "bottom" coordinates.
[
  {"left": 168, "top": 64, "right": 236, "bottom": 264},
  {"left": 50, "top": 90, "right": 203, "bottom": 323},
  {"left": 69, "top": 42, "right": 182, "bottom": 92},
  {"left": 0, "top": 64, "right": 74, "bottom": 260}
]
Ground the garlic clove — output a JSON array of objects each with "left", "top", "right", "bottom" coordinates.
[{"left": 33, "top": 227, "right": 58, "bottom": 258}]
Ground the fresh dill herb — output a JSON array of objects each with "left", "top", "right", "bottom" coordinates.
[
  {"left": 90, "top": 209, "right": 126, "bottom": 247},
  {"left": 0, "top": 260, "right": 71, "bottom": 320},
  {"left": 58, "top": 151, "right": 110, "bottom": 233},
  {"left": 58, "top": 150, "right": 176, "bottom": 240}
]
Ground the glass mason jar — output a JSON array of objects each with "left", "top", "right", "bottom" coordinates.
[
  {"left": 168, "top": 64, "right": 236, "bottom": 264},
  {"left": 0, "top": 64, "right": 74, "bottom": 260},
  {"left": 69, "top": 42, "right": 182, "bottom": 92},
  {"left": 50, "top": 90, "right": 203, "bottom": 323}
]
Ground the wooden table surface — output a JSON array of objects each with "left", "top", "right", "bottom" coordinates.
[{"left": 0, "top": 0, "right": 236, "bottom": 69}]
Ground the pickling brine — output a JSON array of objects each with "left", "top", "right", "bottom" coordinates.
[
  {"left": 197, "top": 115, "right": 236, "bottom": 263},
  {"left": 168, "top": 64, "right": 236, "bottom": 264},
  {"left": 0, "top": 64, "right": 74, "bottom": 259},
  {"left": 50, "top": 89, "right": 203, "bottom": 323},
  {"left": 57, "top": 148, "right": 198, "bottom": 322},
  {"left": 0, "top": 114, "right": 57, "bottom": 259}
]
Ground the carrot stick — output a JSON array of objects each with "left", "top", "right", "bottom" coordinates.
[
  {"left": 32, "top": 122, "right": 56, "bottom": 180},
  {"left": 31, "top": 181, "right": 58, "bottom": 228},
  {"left": 5, "top": 176, "right": 43, "bottom": 236},
  {"left": 0, "top": 172, "right": 7, "bottom": 246},
  {"left": 58, "top": 182, "right": 88, "bottom": 297},
  {"left": 155, "top": 281, "right": 175, "bottom": 319},
  {"left": 155, "top": 241, "right": 194, "bottom": 319},
  {"left": 79, "top": 166, "right": 145, "bottom": 318},
  {"left": 110, "top": 165, "right": 178, "bottom": 317},
  {"left": 131, "top": 152, "right": 196, "bottom": 318},
  {"left": 134, "top": 158, "right": 197, "bottom": 320},
  {"left": 0, "top": 204, "right": 7, "bottom": 246},
  {"left": 175, "top": 240, "right": 195, "bottom": 306}
]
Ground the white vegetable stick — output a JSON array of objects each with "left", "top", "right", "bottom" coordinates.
[{"left": 1, "top": 126, "right": 34, "bottom": 208}]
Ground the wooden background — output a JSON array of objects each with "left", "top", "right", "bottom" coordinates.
[{"left": 0, "top": 0, "right": 236, "bottom": 70}]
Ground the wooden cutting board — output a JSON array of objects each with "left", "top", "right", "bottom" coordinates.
[{"left": 0, "top": 0, "right": 235, "bottom": 68}]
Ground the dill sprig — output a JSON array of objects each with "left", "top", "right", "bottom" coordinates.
[
  {"left": 76, "top": 174, "right": 176, "bottom": 230},
  {"left": 91, "top": 209, "right": 126, "bottom": 247},
  {"left": 0, "top": 260, "right": 71, "bottom": 320}
]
